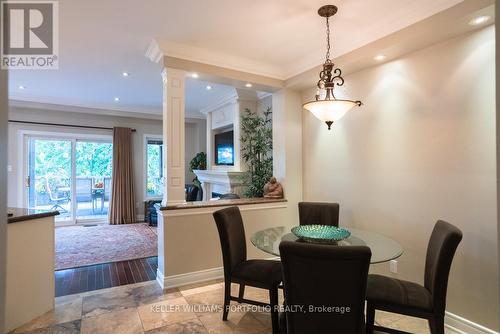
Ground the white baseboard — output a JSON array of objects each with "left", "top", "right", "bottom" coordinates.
[
  {"left": 156, "top": 267, "right": 224, "bottom": 290},
  {"left": 445, "top": 312, "right": 499, "bottom": 334},
  {"left": 156, "top": 269, "right": 165, "bottom": 289}
]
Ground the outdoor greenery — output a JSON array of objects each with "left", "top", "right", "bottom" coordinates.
[
  {"left": 240, "top": 107, "right": 273, "bottom": 198},
  {"left": 76, "top": 142, "right": 113, "bottom": 177},
  {"left": 146, "top": 142, "right": 163, "bottom": 196},
  {"left": 33, "top": 140, "right": 112, "bottom": 194}
]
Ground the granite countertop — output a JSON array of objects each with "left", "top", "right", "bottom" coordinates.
[
  {"left": 158, "top": 197, "right": 287, "bottom": 210},
  {"left": 7, "top": 207, "right": 60, "bottom": 223}
]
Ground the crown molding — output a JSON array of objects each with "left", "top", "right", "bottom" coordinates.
[
  {"left": 147, "top": 1, "right": 494, "bottom": 88},
  {"left": 286, "top": 0, "right": 495, "bottom": 91},
  {"left": 9, "top": 98, "right": 163, "bottom": 120},
  {"left": 199, "top": 93, "right": 238, "bottom": 115},
  {"left": 156, "top": 40, "right": 286, "bottom": 80},
  {"left": 257, "top": 91, "right": 273, "bottom": 100},
  {"left": 145, "top": 39, "right": 164, "bottom": 64}
]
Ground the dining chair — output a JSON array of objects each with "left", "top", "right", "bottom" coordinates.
[
  {"left": 298, "top": 202, "right": 339, "bottom": 226},
  {"left": 279, "top": 241, "right": 371, "bottom": 334},
  {"left": 213, "top": 206, "right": 282, "bottom": 334},
  {"left": 366, "top": 220, "right": 463, "bottom": 334}
]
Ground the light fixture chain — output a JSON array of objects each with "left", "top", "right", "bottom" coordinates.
[{"left": 325, "top": 16, "right": 331, "bottom": 61}]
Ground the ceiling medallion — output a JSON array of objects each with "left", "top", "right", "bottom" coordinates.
[{"left": 303, "top": 5, "right": 362, "bottom": 130}]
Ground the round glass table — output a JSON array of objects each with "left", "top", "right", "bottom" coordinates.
[{"left": 251, "top": 226, "right": 403, "bottom": 264}]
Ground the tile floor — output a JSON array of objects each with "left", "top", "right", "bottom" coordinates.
[{"left": 13, "top": 279, "right": 456, "bottom": 334}]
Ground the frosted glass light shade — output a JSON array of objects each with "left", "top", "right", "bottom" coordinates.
[{"left": 303, "top": 99, "right": 359, "bottom": 123}]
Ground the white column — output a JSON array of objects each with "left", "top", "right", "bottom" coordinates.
[
  {"left": 157, "top": 67, "right": 187, "bottom": 289},
  {"left": 161, "top": 68, "right": 186, "bottom": 206},
  {"left": 205, "top": 112, "right": 213, "bottom": 169}
]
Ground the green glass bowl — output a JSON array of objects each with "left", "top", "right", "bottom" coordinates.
[{"left": 291, "top": 225, "right": 351, "bottom": 243}]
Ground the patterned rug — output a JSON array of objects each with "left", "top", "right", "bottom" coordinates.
[{"left": 55, "top": 223, "right": 157, "bottom": 270}]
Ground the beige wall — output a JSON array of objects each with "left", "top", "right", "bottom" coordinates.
[
  {"left": 185, "top": 118, "right": 207, "bottom": 183},
  {"left": 496, "top": 1, "right": 500, "bottom": 318},
  {"left": 161, "top": 203, "right": 289, "bottom": 277},
  {"left": 302, "top": 26, "right": 498, "bottom": 330},
  {"left": 257, "top": 95, "right": 272, "bottom": 115},
  {"left": 0, "top": 67, "right": 8, "bottom": 334},
  {"left": 5, "top": 217, "right": 55, "bottom": 332}
]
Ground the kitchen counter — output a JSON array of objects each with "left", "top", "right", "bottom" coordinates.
[
  {"left": 7, "top": 207, "right": 59, "bottom": 223},
  {"left": 5, "top": 207, "right": 57, "bottom": 332}
]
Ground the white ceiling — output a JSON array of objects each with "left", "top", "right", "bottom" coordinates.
[
  {"left": 185, "top": 79, "right": 235, "bottom": 118},
  {"left": 8, "top": 0, "right": 465, "bottom": 117}
]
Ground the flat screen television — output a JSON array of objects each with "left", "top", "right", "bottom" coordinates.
[{"left": 215, "top": 131, "right": 234, "bottom": 166}]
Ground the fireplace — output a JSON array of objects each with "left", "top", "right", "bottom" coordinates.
[{"left": 193, "top": 169, "right": 245, "bottom": 200}]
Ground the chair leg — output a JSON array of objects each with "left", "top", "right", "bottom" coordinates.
[
  {"left": 366, "top": 302, "right": 375, "bottom": 334},
  {"left": 269, "top": 287, "right": 279, "bottom": 334},
  {"left": 222, "top": 280, "right": 231, "bottom": 321},
  {"left": 238, "top": 284, "right": 245, "bottom": 301},
  {"left": 429, "top": 315, "right": 445, "bottom": 334}
]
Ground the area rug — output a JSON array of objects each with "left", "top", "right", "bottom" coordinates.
[{"left": 55, "top": 223, "right": 157, "bottom": 270}]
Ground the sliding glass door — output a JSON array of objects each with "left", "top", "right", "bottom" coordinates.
[
  {"left": 26, "top": 135, "right": 113, "bottom": 224},
  {"left": 28, "top": 138, "right": 73, "bottom": 221},
  {"left": 75, "top": 141, "right": 113, "bottom": 220}
]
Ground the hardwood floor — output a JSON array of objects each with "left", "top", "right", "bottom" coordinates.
[{"left": 55, "top": 256, "right": 158, "bottom": 297}]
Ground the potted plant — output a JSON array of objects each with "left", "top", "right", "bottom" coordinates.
[
  {"left": 240, "top": 107, "right": 273, "bottom": 197},
  {"left": 189, "top": 152, "right": 207, "bottom": 188}
]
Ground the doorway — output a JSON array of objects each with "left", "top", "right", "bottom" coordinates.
[{"left": 25, "top": 134, "right": 113, "bottom": 225}]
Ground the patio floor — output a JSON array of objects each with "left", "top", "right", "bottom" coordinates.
[{"left": 34, "top": 200, "right": 110, "bottom": 221}]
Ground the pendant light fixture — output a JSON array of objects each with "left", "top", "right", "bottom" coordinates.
[{"left": 303, "top": 5, "right": 362, "bottom": 130}]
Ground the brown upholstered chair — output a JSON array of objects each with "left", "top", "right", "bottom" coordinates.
[
  {"left": 298, "top": 202, "right": 339, "bottom": 226},
  {"left": 279, "top": 241, "right": 371, "bottom": 334},
  {"left": 366, "top": 220, "right": 463, "bottom": 334},
  {"left": 213, "top": 206, "right": 282, "bottom": 334}
]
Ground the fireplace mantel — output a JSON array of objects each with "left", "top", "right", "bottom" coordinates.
[{"left": 193, "top": 169, "right": 246, "bottom": 200}]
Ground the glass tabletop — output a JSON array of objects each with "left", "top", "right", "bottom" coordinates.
[{"left": 251, "top": 226, "right": 403, "bottom": 264}]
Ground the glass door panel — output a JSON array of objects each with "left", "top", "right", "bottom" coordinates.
[
  {"left": 75, "top": 141, "right": 112, "bottom": 221},
  {"left": 27, "top": 138, "right": 72, "bottom": 221}
]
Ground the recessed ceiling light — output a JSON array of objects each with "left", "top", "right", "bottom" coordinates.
[
  {"left": 245, "top": 83, "right": 252, "bottom": 88},
  {"left": 374, "top": 54, "right": 386, "bottom": 61},
  {"left": 114, "top": 97, "right": 120, "bottom": 102},
  {"left": 206, "top": 85, "right": 212, "bottom": 90},
  {"left": 122, "top": 72, "right": 129, "bottom": 77},
  {"left": 469, "top": 15, "right": 491, "bottom": 26},
  {"left": 18, "top": 85, "right": 25, "bottom": 90},
  {"left": 191, "top": 73, "right": 199, "bottom": 78}
]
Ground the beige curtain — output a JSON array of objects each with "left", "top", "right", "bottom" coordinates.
[{"left": 109, "top": 127, "right": 136, "bottom": 224}]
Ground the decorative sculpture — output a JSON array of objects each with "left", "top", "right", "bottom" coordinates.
[{"left": 263, "top": 177, "right": 284, "bottom": 199}]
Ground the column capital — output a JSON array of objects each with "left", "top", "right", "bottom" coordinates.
[{"left": 161, "top": 68, "right": 167, "bottom": 84}]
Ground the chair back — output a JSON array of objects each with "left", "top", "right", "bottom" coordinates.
[
  {"left": 186, "top": 184, "right": 199, "bottom": 202},
  {"left": 44, "top": 177, "right": 56, "bottom": 201},
  {"left": 298, "top": 202, "right": 339, "bottom": 226},
  {"left": 424, "top": 220, "right": 462, "bottom": 314},
  {"left": 280, "top": 241, "right": 371, "bottom": 334},
  {"left": 213, "top": 206, "right": 247, "bottom": 279}
]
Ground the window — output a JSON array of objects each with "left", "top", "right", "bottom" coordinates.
[{"left": 145, "top": 137, "right": 163, "bottom": 198}]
